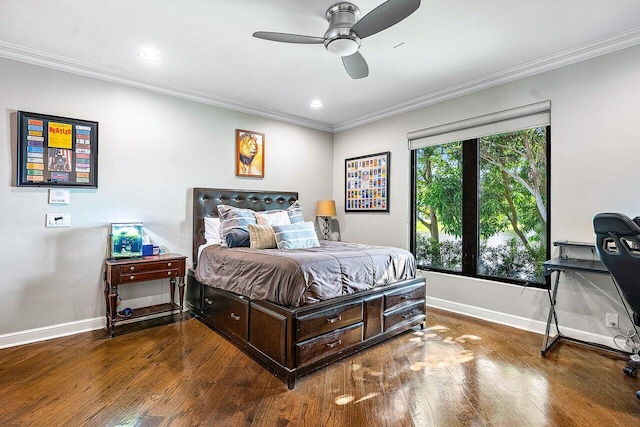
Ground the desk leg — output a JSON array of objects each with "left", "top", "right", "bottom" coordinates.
[
  {"left": 108, "top": 285, "right": 117, "bottom": 338},
  {"left": 104, "top": 280, "right": 109, "bottom": 329},
  {"left": 542, "top": 271, "right": 562, "bottom": 356},
  {"left": 170, "top": 277, "right": 176, "bottom": 305},
  {"left": 178, "top": 276, "right": 185, "bottom": 321}
]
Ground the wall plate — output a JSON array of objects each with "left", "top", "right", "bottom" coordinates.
[
  {"left": 49, "top": 189, "right": 70, "bottom": 204},
  {"left": 46, "top": 213, "right": 71, "bottom": 227}
]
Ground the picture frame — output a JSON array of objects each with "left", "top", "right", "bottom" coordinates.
[
  {"left": 235, "top": 129, "right": 264, "bottom": 178},
  {"left": 345, "top": 151, "right": 390, "bottom": 212},
  {"left": 16, "top": 111, "right": 98, "bottom": 188},
  {"left": 110, "top": 223, "right": 144, "bottom": 259}
]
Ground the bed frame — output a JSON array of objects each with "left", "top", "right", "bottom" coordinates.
[{"left": 186, "top": 187, "right": 427, "bottom": 389}]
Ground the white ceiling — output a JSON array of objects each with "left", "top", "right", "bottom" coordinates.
[{"left": 1, "top": 0, "right": 640, "bottom": 132}]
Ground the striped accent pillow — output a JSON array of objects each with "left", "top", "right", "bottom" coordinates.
[
  {"left": 248, "top": 223, "right": 277, "bottom": 249},
  {"left": 217, "top": 204, "right": 257, "bottom": 241},
  {"left": 271, "top": 221, "right": 320, "bottom": 250},
  {"left": 287, "top": 201, "right": 304, "bottom": 224}
]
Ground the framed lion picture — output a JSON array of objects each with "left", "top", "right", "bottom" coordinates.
[{"left": 236, "top": 129, "right": 264, "bottom": 178}]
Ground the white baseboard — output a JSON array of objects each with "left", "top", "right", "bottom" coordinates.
[
  {"left": 0, "top": 299, "right": 626, "bottom": 353},
  {"left": 0, "top": 317, "right": 105, "bottom": 349},
  {"left": 427, "top": 296, "right": 626, "bottom": 352}
]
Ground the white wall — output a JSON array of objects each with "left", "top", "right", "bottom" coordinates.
[
  {"left": 0, "top": 58, "right": 333, "bottom": 343},
  {"left": 333, "top": 45, "right": 640, "bottom": 347}
]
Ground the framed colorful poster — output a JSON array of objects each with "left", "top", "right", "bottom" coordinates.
[
  {"left": 16, "top": 111, "right": 98, "bottom": 188},
  {"left": 345, "top": 151, "right": 390, "bottom": 212},
  {"left": 236, "top": 129, "right": 265, "bottom": 178}
]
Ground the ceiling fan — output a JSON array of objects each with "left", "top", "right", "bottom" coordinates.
[{"left": 253, "top": 0, "right": 421, "bottom": 79}]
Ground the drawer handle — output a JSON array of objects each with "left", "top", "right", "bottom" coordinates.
[
  {"left": 129, "top": 266, "right": 135, "bottom": 271},
  {"left": 129, "top": 275, "right": 135, "bottom": 280},
  {"left": 326, "top": 340, "right": 342, "bottom": 349},
  {"left": 230, "top": 313, "right": 241, "bottom": 321},
  {"left": 401, "top": 312, "right": 413, "bottom": 319},
  {"left": 167, "top": 262, "right": 172, "bottom": 267},
  {"left": 326, "top": 315, "right": 342, "bottom": 324},
  {"left": 205, "top": 298, "right": 213, "bottom": 305},
  {"left": 401, "top": 294, "right": 413, "bottom": 300},
  {"left": 168, "top": 271, "right": 172, "bottom": 276}
]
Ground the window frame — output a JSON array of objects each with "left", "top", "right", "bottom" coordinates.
[{"left": 410, "top": 126, "right": 551, "bottom": 289}]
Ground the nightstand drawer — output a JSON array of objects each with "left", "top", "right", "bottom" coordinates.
[
  {"left": 120, "top": 259, "right": 182, "bottom": 274},
  {"left": 120, "top": 268, "right": 181, "bottom": 284}
]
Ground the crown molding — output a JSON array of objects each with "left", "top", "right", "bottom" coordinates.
[
  {"left": 0, "top": 41, "right": 334, "bottom": 133},
  {"left": 332, "top": 28, "right": 640, "bottom": 132},
  {"left": 2, "top": 28, "right": 640, "bottom": 135}
]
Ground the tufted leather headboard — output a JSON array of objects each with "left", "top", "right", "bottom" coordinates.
[{"left": 192, "top": 187, "right": 299, "bottom": 264}]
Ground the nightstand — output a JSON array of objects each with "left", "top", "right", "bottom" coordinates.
[{"left": 104, "top": 254, "right": 187, "bottom": 337}]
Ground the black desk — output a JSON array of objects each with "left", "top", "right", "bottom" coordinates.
[{"left": 542, "top": 241, "right": 613, "bottom": 356}]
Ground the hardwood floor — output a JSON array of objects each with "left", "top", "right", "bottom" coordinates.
[{"left": 2, "top": 308, "right": 640, "bottom": 426}]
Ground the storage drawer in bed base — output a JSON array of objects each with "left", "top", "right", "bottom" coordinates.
[{"left": 186, "top": 269, "right": 426, "bottom": 389}]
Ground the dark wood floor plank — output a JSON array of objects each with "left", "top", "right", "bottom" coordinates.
[{"left": 2, "top": 309, "right": 640, "bottom": 426}]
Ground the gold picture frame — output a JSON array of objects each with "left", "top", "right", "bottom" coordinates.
[{"left": 236, "top": 129, "right": 264, "bottom": 178}]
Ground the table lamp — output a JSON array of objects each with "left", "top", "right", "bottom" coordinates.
[{"left": 315, "top": 200, "right": 337, "bottom": 240}]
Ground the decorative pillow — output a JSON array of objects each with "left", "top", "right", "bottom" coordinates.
[
  {"left": 217, "top": 204, "right": 257, "bottom": 241},
  {"left": 287, "top": 201, "right": 304, "bottom": 224},
  {"left": 248, "top": 223, "right": 277, "bottom": 249},
  {"left": 224, "top": 228, "right": 250, "bottom": 248},
  {"left": 203, "top": 217, "right": 222, "bottom": 245},
  {"left": 271, "top": 221, "right": 320, "bottom": 250},
  {"left": 255, "top": 210, "right": 291, "bottom": 227}
]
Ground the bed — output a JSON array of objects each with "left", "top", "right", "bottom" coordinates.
[{"left": 186, "top": 188, "right": 427, "bottom": 389}]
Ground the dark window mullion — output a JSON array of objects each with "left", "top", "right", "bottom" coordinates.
[
  {"left": 461, "top": 139, "right": 479, "bottom": 275},
  {"left": 410, "top": 149, "right": 417, "bottom": 256}
]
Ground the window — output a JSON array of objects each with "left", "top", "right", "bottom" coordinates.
[{"left": 408, "top": 102, "right": 550, "bottom": 286}]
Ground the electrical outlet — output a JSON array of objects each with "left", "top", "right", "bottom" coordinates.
[{"left": 606, "top": 313, "right": 619, "bottom": 328}]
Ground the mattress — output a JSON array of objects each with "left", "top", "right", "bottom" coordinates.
[{"left": 195, "top": 240, "right": 416, "bottom": 307}]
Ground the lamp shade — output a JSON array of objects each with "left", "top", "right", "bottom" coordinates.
[{"left": 315, "top": 200, "right": 337, "bottom": 217}]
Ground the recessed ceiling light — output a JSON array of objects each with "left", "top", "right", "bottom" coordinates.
[
  {"left": 138, "top": 49, "right": 161, "bottom": 62},
  {"left": 310, "top": 100, "right": 324, "bottom": 108}
]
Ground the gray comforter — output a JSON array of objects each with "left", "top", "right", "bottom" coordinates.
[{"left": 195, "top": 240, "right": 416, "bottom": 307}]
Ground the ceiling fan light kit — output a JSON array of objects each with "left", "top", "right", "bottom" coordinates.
[
  {"left": 324, "top": 3, "right": 361, "bottom": 56},
  {"left": 253, "top": 0, "right": 420, "bottom": 79}
]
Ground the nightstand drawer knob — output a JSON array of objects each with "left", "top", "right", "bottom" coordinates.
[
  {"left": 230, "top": 313, "right": 241, "bottom": 321},
  {"left": 130, "top": 266, "right": 135, "bottom": 271},
  {"left": 167, "top": 262, "right": 172, "bottom": 267},
  {"left": 130, "top": 275, "right": 135, "bottom": 280}
]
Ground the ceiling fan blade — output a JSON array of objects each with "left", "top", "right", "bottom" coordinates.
[
  {"left": 351, "top": 0, "right": 420, "bottom": 39},
  {"left": 342, "top": 52, "right": 369, "bottom": 79},
  {"left": 252, "top": 31, "right": 325, "bottom": 44}
]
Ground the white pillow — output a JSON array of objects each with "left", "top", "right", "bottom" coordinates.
[
  {"left": 248, "top": 223, "right": 277, "bottom": 249},
  {"left": 204, "top": 217, "right": 222, "bottom": 245},
  {"left": 255, "top": 210, "right": 291, "bottom": 227}
]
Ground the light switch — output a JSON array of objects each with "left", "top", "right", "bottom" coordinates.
[{"left": 46, "top": 213, "right": 71, "bottom": 227}]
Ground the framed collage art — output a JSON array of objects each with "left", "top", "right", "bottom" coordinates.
[
  {"left": 16, "top": 111, "right": 98, "bottom": 188},
  {"left": 345, "top": 151, "right": 390, "bottom": 212}
]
